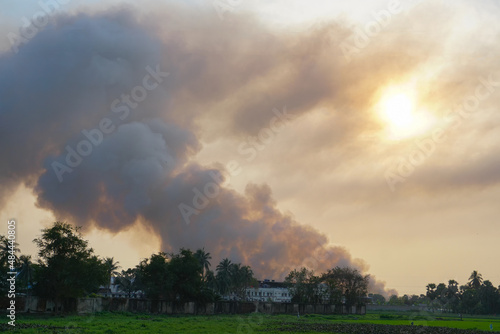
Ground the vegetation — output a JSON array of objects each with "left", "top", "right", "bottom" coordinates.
[
  {"left": 1, "top": 220, "right": 500, "bottom": 317},
  {"left": 372, "top": 272, "right": 500, "bottom": 315},
  {"left": 0, "top": 221, "right": 260, "bottom": 304},
  {"left": 285, "top": 266, "right": 369, "bottom": 306},
  {"left": 0, "top": 234, "right": 19, "bottom": 295},
  {"left": 32, "top": 222, "right": 108, "bottom": 304},
  {"left": 2, "top": 312, "right": 500, "bottom": 333}
]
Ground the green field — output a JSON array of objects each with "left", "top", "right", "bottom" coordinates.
[{"left": 2, "top": 311, "right": 500, "bottom": 333}]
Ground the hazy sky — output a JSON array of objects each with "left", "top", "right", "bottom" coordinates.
[{"left": 1, "top": 0, "right": 499, "bottom": 296}]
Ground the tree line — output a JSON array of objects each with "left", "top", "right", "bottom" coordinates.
[
  {"left": 5, "top": 221, "right": 496, "bottom": 314},
  {"left": 0, "top": 222, "right": 371, "bottom": 307},
  {"left": 284, "top": 267, "right": 369, "bottom": 307},
  {"left": 368, "top": 271, "right": 500, "bottom": 315},
  {"left": 0, "top": 222, "right": 261, "bottom": 304}
]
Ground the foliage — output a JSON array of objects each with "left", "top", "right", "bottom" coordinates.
[
  {"left": 213, "top": 258, "right": 257, "bottom": 299},
  {"left": 285, "top": 266, "right": 370, "bottom": 306},
  {"left": 9, "top": 221, "right": 500, "bottom": 315},
  {"left": 424, "top": 271, "right": 500, "bottom": 315},
  {"left": 32, "top": 222, "right": 108, "bottom": 300},
  {"left": 104, "top": 257, "right": 120, "bottom": 291},
  {"left": 285, "top": 267, "right": 323, "bottom": 304},
  {"left": 135, "top": 249, "right": 219, "bottom": 302},
  {"left": 194, "top": 248, "right": 211, "bottom": 279},
  {"left": 322, "top": 266, "right": 369, "bottom": 307},
  {"left": 115, "top": 268, "right": 139, "bottom": 298},
  {"left": 134, "top": 252, "right": 172, "bottom": 299}
]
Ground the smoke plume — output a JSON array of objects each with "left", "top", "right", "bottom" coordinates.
[{"left": 3, "top": 3, "right": 476, "bottom": 297}]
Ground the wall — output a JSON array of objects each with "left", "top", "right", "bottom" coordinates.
[
  {"left": 367, "top": 304, "right": 429, "bottom": 312},
  {"left": 8, "top": 296, "right": 366, "bottom": 315}
]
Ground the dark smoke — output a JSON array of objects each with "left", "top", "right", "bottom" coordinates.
[{"left": 0, "top": 6, "right": 406, "bottom": 296}]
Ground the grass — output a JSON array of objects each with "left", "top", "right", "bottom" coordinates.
[{"left": 2, "top": 310, "right": 500, "bottom": 333}]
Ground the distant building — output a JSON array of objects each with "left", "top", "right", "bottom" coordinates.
[
  {"left": 98, "top": 277, "right": 144, "bottom": 298},
  {"left": 245, "top": 279, "right": 292, "bottom": 303}
]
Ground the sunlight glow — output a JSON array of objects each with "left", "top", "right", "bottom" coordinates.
[
  {"left": 383, "top": 93, "right": 414, "bottom": 129},
  {"left": 377, "top": 87, "right": 435, "bottom": 140}
]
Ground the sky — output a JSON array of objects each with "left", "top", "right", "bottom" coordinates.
[{"left": 0, "top": 0, "right": 499, "bottom": 297}]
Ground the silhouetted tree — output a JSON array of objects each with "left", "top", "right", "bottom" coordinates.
[
  {"left": 104, "top": 257, "right": 120, "bottom": 293},
  {"left": 426, "top": 283, "right": 437, "bottom": 301},
  {"left": 468, "top": 270, "right": 483, "bottom": 290},
  {"left": 322, "top": 267, "right": 369, "bottom": 307},
  {"left": 115, "top": 268, "right": 138, "bottom": 298},
  {"left": 135, "top": 252, "right": 172, "bottom": 299},
  {"left": 32, "top": 222, "right": 108, "bottom": 311},
  {"left": 285, "top": 268, "right": 329, "bottom": 304},
  {"left": 194, "top": 248, "right": 211, "bottom": 280},
  {"left": 216, "top": 258, "right": 233, "bottom": 295}
]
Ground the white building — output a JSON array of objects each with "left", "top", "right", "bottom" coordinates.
[
  {"left": 245, "top": 280, "right": 292, "bottom": 303},
  {"left": 245, "top": 286, "right": 292, "bottom": 303}
]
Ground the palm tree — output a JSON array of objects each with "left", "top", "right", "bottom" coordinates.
[
  {"left": 0, "top": 235, "right": 20, "bottom": 268},
  {"left": 194, "top": 248, "right": 211, "bottom": 279},
  {"left": 232, "top": 265, "right": 255, "bottom": 300},
  {"left": 468, "top": 270, "right": 483, "bottom": 290},
  {"left": 205, "top": 269, "right": 218, "bottom": 292},
  {"left": 17, "top": 255, "right": 33, "bottom": 286},
  {"left": 426, "top": 283, "right": 437, "bottom": 301},
  {"left": 115, "top": 269, "right": 137, "bottom": 298},
  {"left": 446, "top": 279, "right": 459, "bottom": 298},
  {"left": 104, "top": 257, "right": 121, "bottom": 294},
  {"left": 17, "top": 255, "right": 34, "bottom": 304},
  {"left": 216, "top": 258, "right": 232, "bottom": 296}
]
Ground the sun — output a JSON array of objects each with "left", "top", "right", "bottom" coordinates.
[
  {"left": 376, "top": 86, "right": 434, "bottom": 140},
  {"left": 382, "top": 93, "right": 415, "bottom": 129}
]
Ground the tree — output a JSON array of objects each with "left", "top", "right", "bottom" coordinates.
[
  {"left": 388, "top": 294, "right": 402, "bottom": 305},
  {"left": 135, "top": 252, "right": 172, "bottom": 299},
  {"left": 115, "top": 269, "right": 138, "bottom": 298},
  {"left": 17, "top": 255, "right": 34, "bottom": 293},
  {"left": 194, "top": 248, "right": 211, "bottom": 279},
  {"left": 322, "top": 267, "right": 369, "bottom": 307},
  {"left": 230, "top": 264, "right": 257, "bottom": 300},
  {"left": 0, "top": 235, "right": 20, "bottom": 295},
  {"left": 168, "top": 248, "right": 207, "bottom": 302},
  {"left": 285, "top": 267, "right": 321, "bottom": 304},
  {"left": 0, "top": 235, "right": 19, "bottom": 267},
  {"left": 478, "top": 281, "right": 499, "bottom": 314},
  {"left": 446, "top": 279, "right": 460, "bottom": 312},
  {"left": 205, "top": 269, "right": 218, "bottom": 293},
  {"left": 216, "top": 258, "right": 233, "bottom": 295},
  {"left": 460, "top": 285, "right": 479, "bottom": 314},
  {"left": 134, "top": 249, "right": 217, "bottom": 302},
  {"left": 421, "top": 272, "right": 500, "bottom": 315},
  {"left": 435, "top": 283, "right": 448, "bottom": 304},
  {"left": 104, "top": 257, "right": 121, "bottom": 293},
  {"left": 32, "top": 222, "right": 108, "bottom": 308},
  {"left": 468, "top": 271, "right": 483, "bottom": 290},
  {"left": 369, "top": 293, "right": 386, "bottom": 305},
  {"left": 426, "top": 283, "right": 437, "bottom": 301}
]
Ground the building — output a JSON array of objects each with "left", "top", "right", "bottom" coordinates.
[
  {"left": 98, "top": 277, "right": 144, "bottom": 299},
  {"left": 245, "top": 280, "right": 292, "bottom": 303}
]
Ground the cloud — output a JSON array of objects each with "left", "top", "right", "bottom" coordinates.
[{"left": 0, "top": 7, "right": 389, "bottom": 292}]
